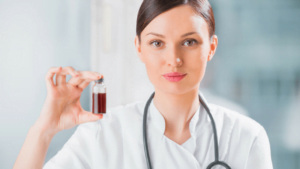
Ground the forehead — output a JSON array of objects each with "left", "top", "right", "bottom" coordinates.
[{"left": 141, "top": 5, "right": 208, "bottom": 38}]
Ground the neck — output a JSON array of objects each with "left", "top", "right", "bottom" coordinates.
[{"left": 153, "top": 87, "right": 200, "bottom": 137}]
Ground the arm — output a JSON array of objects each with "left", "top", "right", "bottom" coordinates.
[
  {"left": 246, "top": 126, "right": 273, "bottom": 169},
  {"left": 13, "top": 66, "right": 104, "bottom": 169},
  {"left": 43, "top": 121, "right": 99, "bottom": 169},
  {"left": 13, "top": 123, "right": 56, "bottom": 169}
]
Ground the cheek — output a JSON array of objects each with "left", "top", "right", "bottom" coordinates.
[
  {"left": 143, "top": 51, "right": 161, "bottom": 67},
  {"left": 142, "top": 45, "right": 166, "bottom": 65},
  {"left": 142, "top": 50, "right": 163, "bottom": 78},
  {"left": 186, "top": 48, "right": 207, "bottom": 69},
  {"left": 184, "top": 48, "right": 208, "bottom": 83}
]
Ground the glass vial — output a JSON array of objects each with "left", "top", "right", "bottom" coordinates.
[{"left": 92, "top": 78, "right": 106, "bottom": 114}]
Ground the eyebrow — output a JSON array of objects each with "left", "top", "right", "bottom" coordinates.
[{"left": 146, "top": 32, "right": 199, "bottom": 38}]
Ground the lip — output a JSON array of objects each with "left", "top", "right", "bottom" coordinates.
[
  {"left": 163, "top": 72, "right": 187, "bottom": 76},
  {"left": 162, "top": 72, "right": 187, "bottom": 82}
]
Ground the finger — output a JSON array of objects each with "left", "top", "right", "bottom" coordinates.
[
  {"left": 78, "top": 79, "right": 91, "bottom": 89},
  {"left": 68, "top": 71, "right": 101, "bottom": 87},
  {"left": 92, "top": 71, "right": 104, "bottom": 79},
  {"left": 78, "top": 110, "right": 103, "bottom": 124},
  {"left": 77, "top": 73, "right": 102, "bottom": 89},
  {"left": 77, "top": 72, "right": 103, "bottom": 89},
  {"left": 45, "top": 67, "right": 62, "bottom": 90},
  {"left": 68, "top": 74, "right": 85, "bottom": 88},
  {"left": 56, "top": 66, "right": 80, "bottom": 86}
]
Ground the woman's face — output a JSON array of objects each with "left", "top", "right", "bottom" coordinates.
[{"left": 134, "top": 4, "right": 218, "bottom": 94}]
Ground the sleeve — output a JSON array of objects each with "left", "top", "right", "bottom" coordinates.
[
  {"left": 43, "top": 121, "right": 99, "bottom": 169},
  {"left": 245, "top": 126, "right": 273, "bottom": 169}
]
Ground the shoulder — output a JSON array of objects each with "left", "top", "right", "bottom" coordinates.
[
  {"left": 99, "top": 100, "right": 145, "bottom": 122},
  {"left": 90, "top": 100, "right": 146, "bottom": 133},
  {"left": 66, "top": 100, "right": 146, "bottom": 149},
  {"left": 73, "top": 100, "right": 145, "bottom": 137},
  {"left": 208, "top": 103, "right": 263, "bottom": 137},
  {"left": 208, "top": 103, "right": 272, "bottom": 164}
]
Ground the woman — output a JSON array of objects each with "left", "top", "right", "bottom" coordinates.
[{"left": 13, "top": 0, "right": 273, "bottom": 168}]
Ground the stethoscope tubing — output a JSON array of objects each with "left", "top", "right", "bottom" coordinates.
[
  {"left": 143, "top": 91, "right": 231, "bottom": 169},
  {"left": 143, "top": 92, "right": 154, "bottom": 169}
]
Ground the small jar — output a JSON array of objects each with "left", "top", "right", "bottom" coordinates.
[{"left": 92, "top": 78, "right": 106, "bottom": 114}]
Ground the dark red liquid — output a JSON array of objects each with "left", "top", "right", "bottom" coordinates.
[{"left": 92, "top": 93, "right": 106, "bottom": 114}]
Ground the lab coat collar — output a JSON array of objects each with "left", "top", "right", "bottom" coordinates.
[{"left": 149, "top": 98, "right": 201, "bottom": 137}]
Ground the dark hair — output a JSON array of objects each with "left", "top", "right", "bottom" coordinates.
[{"left": 136, "top": 0, "right": 215, "bottom": 44}]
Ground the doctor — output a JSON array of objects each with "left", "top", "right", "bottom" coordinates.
[{"left": 13, "top": 0, "right": 273, "bottom": 169}]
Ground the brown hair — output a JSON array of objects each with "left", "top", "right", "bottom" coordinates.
[{"left": 136, "top": 0, "right": 215, "bottom": 44}]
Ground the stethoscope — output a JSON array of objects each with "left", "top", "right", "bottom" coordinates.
[{"left": 143, "top": 91, "right": 231, "bottom": 169}]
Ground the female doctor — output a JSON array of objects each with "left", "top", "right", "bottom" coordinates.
[{"left": 13, "top": 0, "right": 273, "bottom": 169}]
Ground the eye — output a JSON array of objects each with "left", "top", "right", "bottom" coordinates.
[
  {"left": 150, "top": 40, "right": 163, "bottom": 48},
  {"left": 183, "top": 39, "right": 198, "bottom": 46}
]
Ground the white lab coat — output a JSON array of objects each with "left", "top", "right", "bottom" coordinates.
[{"left": 43, "top": 97, "right": 273, "bottom": 169}]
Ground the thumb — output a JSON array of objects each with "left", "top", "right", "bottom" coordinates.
[{"left": 78, "top": 110, "right": 103, "bottom": 124}]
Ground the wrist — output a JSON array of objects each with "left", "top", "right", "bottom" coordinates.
[{"left": 30, "top": 123, "right": 58, "bottom": 142}]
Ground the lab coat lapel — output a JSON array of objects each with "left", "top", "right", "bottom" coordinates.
[
  {"left": 147, "top": 127, "right": 202, "bottom": 169},
  {"left": 147, "top": 100, "right": 202, "bottom": 169}
]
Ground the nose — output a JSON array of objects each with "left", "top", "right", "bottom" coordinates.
[{"left": 165, "top": 45, "right": 182, "bottom": 67}]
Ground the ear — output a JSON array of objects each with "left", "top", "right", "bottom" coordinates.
[
  {"left": 207, "top": 35, "right": 218, "bottom": 61},
  {"left": 135, "top": 35, "right": 144, "bottom": 63}
]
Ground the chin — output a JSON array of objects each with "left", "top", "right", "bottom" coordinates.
[{"left": 159, "top": 83, "right": 191, "bottom": 95}]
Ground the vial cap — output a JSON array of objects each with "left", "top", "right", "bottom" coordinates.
[{"left": 95, "top": 77, "right": 104, "bottom": 83}]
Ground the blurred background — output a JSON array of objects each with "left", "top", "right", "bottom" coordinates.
[{"left": 0, "top": 0, "right": 299, "bottom": 168}]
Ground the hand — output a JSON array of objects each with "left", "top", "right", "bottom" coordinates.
[{"left": 33, "top": 66, "right": 104, "bottom": 136}]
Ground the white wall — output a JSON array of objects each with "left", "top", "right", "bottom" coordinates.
[
  {"left": 90, "top": 0, "right": 154, "bottom": 109},
  {"left": 0, "top": 0, "right": 91, "bottom": 168}
]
